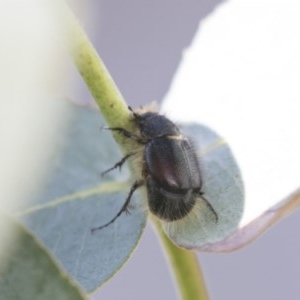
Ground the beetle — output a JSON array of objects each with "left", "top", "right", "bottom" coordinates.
[{"left": 91, "top": 106, "right": 217, "bottom": 232}]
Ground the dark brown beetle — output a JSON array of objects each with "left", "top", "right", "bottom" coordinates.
[{"left": 92, "top": 107, "right": 217, "bottom": 232}]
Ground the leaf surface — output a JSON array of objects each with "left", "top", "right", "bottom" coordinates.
[
  {"left": 0, "top": 215, "right": 86, "bottom": 300},
  {"left": 16, "top": 103, "right": 147, "bottom": 292}
]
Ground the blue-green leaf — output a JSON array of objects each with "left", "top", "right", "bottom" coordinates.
[
  {"left": 0, "top": 215, "right": 86, "bottom": 300},
  {"left": 15, "top": 103, "right": 147, "bottom": 292}
]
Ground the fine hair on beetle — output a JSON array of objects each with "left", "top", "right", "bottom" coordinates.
[{"left": 91, "top": 105, "right": 218, "bottom": 233}]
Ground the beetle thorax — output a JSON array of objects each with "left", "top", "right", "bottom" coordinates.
[{"left": 135, "top": 113, "right": 181, "bottom": 139}]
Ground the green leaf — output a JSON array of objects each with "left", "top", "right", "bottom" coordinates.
[
  {"left": 0, "top": 215, "right": 86, "bottom": 300},
  {"left": 162, "top": 124, "right": 244, "bottom": 249},
  {"left": 16, "top": 103, "right": 147, "bottom": 292}
]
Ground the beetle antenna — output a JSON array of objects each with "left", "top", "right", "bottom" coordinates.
[
  {"left": 91, "top": 179, "right": 144, "bottom": 233},
  {"left": 128, "top": 105, "right": 141, "bottom": 120}
]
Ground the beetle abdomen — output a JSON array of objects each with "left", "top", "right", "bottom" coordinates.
[
  {"left": 144, "top": 138, "right": 202, "bottom": 190},
  {"left": 146, "top": 177, "right": 196, "bottom": 221},
  {"left": 144, "top": 135, "right": 202, "bottom": 221}
]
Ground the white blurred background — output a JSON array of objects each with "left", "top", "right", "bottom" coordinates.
[{"left": 0, "top": 0, "right": 69, "bottom": 262}]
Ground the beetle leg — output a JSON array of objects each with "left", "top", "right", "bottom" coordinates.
[
  {"left": 91, "top": 179, "right": 144, "bottom": 233},
  {"left": 102, "top": 126, "right": 145, "bottom": 144},
  {"left": 101, "top": 152, "right": 136, "bottom": 176},
  {"left": 199, "top": 192, "right": 219, "bottom": 223}
]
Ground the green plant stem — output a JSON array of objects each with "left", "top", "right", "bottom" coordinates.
[
  {"left": 63, "top": 3, "right": 134, "bottom": 148},
  {"left": 64, "top": 3, "right": 209, "bottom": 299},
  {"left": 153, "top": 219, "right": 209, "bottom": 300}
]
